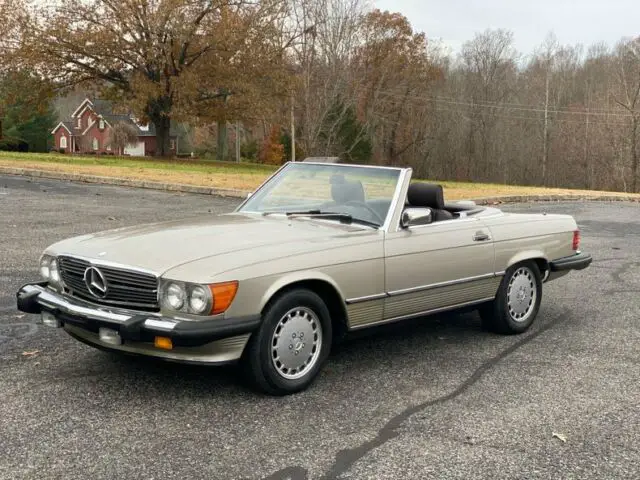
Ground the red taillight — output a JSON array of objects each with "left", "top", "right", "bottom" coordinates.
[{"left": 572, "top": 230, "right": 580, "bottom": 251}]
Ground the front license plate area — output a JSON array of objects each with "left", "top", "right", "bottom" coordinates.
[
  {"left": 42, "top": 311, "right": 62, "bottom": 328},
  {"left": 98, "top": 327, "right": 123, "bottom": 346}
]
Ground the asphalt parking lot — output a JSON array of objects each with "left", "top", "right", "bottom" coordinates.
[{"left": 1, "top": 174, "right": 639, "bottom": 480}]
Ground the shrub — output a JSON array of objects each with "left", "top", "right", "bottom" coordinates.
[{"left": 259, "top": 125, "right": 285, "bottom": 165}]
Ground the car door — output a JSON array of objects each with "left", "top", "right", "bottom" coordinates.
[{"left": 383, "top": 216, "right": 498, "bottom": 322}]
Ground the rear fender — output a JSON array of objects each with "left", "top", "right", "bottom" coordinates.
[{"left": 505, "top": 251, "right": 549, "bottom": 276}]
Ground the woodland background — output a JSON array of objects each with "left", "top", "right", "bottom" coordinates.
[{"left": 0, "top": 0, "right": 639, "bottom": 192}]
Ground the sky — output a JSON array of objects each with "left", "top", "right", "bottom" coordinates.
[{"left": 373, "top": 0, "right": 640, "bottom": 58}]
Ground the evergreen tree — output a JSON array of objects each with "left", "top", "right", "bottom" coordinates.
[{"left": 0, "top": 71, "right": 56, "bottom": 152}]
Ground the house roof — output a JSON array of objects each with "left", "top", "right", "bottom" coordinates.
[
  {"left": 51, "top": 121, "right": 74, "bottom": 135},
  {"left": 65, "top": 97, "right": 178, "bottom": 137},
  {"left": 70, "top": 98, "right": 93, "bottom": 118}
]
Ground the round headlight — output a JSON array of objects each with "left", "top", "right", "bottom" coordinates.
[
  {"left": 50, "top": 259, "right": 61, "bottom": 284},
  {"left": 189, "top": 285, "right": 211, "bottom": 314},
  {"left": 39, "top": 256, "right": 51, "bottom": 280},
  {"left": 165, "top": 283, "right": 186, "bottom": 310}
]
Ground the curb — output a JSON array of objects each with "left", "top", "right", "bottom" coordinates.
[
  {"left": 471, "top": 194, "right": 640, "bottom": 205},
  {"left": 0, "top": 167, "right": 249, "bottom": 198},
  {"left": 2, "top": 166, "right": 639, "bottom": 204}
]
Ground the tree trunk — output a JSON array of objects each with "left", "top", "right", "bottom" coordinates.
[
  {"left": 146, "top": 96, "right": 172, "bottom": 158},
  {"left": 153, "top": 116, "right": 171, "bottom": 157},
  {"left": 632, "top": 117, "right": 639, "bottom": 193},
  {"left": 217, "top": 121, "right": 228, "bottom": 161}
]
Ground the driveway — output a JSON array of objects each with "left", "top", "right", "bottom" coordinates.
[{"left": 0, "top": 175, "right": 638, "bottom": 479}]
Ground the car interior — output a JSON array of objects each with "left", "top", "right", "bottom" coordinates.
[{"left": 321, "top": 174, "right": 484, "bottom": 226}]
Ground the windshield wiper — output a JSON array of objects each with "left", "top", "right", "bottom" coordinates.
[{"left": 285, "top": 210, "right": 380, "bottom": 228}]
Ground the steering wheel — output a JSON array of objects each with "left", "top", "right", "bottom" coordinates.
[{"left": 343, "top": 200, "right": 385, "bottom": 225}]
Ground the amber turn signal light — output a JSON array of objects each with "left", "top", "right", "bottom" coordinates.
[
  {"left": 208, "top": 281, "right": 239, "bottom": 315},
  {"left": 154, "top": 336, "right": 173, "bottom": 350}
]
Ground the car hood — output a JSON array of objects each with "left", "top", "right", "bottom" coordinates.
[{"left": 45, "top": 212, "right": 368, "bottom": 275}]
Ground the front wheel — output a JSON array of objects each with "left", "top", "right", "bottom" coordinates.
[
  {"left": 479, "top": 261, "right": 542, "bottom": 335},
  {"left": 243, "top": 288, "right": 332, "bottom": 395}
]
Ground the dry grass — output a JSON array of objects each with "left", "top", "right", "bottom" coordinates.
[
  {"left": 0, "top": 154, "right": 271, "bottom": 191},
  {"left": 434, "top": 181, "right": 640, "bottom": 200},
  {"left": 1, "top": 152, "right": 640, "bottom": 200}
]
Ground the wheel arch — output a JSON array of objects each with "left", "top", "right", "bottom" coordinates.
[
  {"left": 506, "top": 252, "right": 549, "bottom": 281},
  {"left": 259, "top": 273, "right": 349, "bottom": 335}
]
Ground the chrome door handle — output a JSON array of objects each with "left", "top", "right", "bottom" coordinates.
[{"left": 473, "top": 231, "right": 490, "bottom": 241}]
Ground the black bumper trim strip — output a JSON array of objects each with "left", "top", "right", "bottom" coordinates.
[
  {"left": 16, "top": 282, "right": 262, "bottom": 347},
  {"left": 550, "top": 252, "right": 593, "bottom": 272}
]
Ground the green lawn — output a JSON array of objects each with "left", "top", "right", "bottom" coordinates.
[{"left": 0, "top": 151, "right": 276, "bottom": 175}]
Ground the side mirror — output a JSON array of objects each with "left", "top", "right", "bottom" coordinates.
[
  {"left": 401, "top": 207, "right": 433, "bottom": 228},
  {"left": 246, "top": 192, "right": 253, "bottom": 199}
]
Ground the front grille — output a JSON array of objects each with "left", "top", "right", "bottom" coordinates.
[{"left": 58, "top": 256, "right": 159, "bottom": 310}]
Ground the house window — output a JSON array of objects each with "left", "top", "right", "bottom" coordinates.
[
  {"left": 60, "top": 135, "right": 67, "bottom": 149},
  {"left": 77, "top": 117, "right": 82, "bottom": 128},
  {"left": 92, "top": 137, "right": 99, "bottom": 150},
  {"left": 106, "top": 144, "right": 111, "bottom": 151},
  {"left": 99, "top": 119, "right": 105, "bottom": 129}
]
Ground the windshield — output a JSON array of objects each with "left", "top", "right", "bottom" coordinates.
[{"left": 237, "top": 162, "right": 402, "bottom": 227}]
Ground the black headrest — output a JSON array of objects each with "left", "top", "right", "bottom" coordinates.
[
  {"left": 331, "top": 178, "right": 365, "bottom": 204},
  {"left": 407, "top": 183, "right": 445, "bottom": 209}
]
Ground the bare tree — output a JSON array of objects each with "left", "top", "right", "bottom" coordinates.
[
  {"left": 106, "top": 122, "right": 140, "bottom": 156},
  {"left": 459, "top": 29, "right": 518, "bottom": 180},
  {"left": 613, "top": 38, "right": 640, "bottom": 192},
  {"left": 288, "top": 0, "right": 369, "bottom": 159}
]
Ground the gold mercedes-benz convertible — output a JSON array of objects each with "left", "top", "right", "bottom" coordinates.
[{"left": 16, "top": 160, "right": 592, "bottom": 395}]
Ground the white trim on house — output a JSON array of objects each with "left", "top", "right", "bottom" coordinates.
[
  {"left": 51, "top": 122, "right": 73, "bottom": 135},
  {"left": 70, "top": 98, "right": 94, "bottom": 118},
  {"left": 81, "top": 118, "right": 98, "bottom": 136},
  {"left": 76, "top": 104, "right": 96, "bottom": 123}
]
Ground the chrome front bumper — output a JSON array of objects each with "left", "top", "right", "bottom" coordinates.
[{"left": 16, "top": 283, "right": 261, "bottom": 364}]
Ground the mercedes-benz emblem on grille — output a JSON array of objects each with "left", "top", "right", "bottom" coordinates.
[{"left": 84, "top": 267, "right": 108, "bottom": 298}]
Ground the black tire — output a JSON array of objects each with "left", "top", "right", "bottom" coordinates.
[
  {"left": 479, "top": 261, "right": 542, "bottom": 335},
  {"left": 243, "top": 288, "right": 333, "bottom": 396}
]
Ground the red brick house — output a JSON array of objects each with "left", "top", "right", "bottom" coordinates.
[{"left": 51, "top": 98, "right": 178, "bottom": 156}]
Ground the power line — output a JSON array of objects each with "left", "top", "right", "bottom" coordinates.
[
  {"left": 367, "top": 104, "right": 632, "bottom": 128},
  {"left": 374, "top": 90, "right": 636, "bottom": 118}
]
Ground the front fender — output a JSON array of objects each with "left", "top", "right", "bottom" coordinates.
[{"left": 258, "top": 270, "right": 346, "bottom": 312}]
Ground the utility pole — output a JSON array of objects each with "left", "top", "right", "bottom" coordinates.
[
  {"left": 583, "top": 89, "right": 590, "bottom": 189},
  {"left": 235, "top": 121, "right": 241, "bottom": 163},
  {"left": 291, "top": 92, "right": 296, "bottom": 162},
  {"left": 542, "top": 69, "right": 550, "bottom": 186}
]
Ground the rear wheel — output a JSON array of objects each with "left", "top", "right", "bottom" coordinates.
[
  {"left": 479, "top": 261, "right": 542, "bottom": 335},
  {"left": 243, "top": 288, "right": 332, "bottom": 395}
]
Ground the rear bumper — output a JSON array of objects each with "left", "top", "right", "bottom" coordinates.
[
  {"left": 16, "top": 282, "right": 261, "bottom": 364},
  {"left": 549, "top": 252, "right": 593, "bottom": 272}
]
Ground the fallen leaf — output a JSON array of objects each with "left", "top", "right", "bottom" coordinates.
[
  {"left": 22, "top": 350, "right": 40, "bottom": 357},
  {"left": 552, "top": 432, "right": 567, "bottom": 443},
  {"left": 107, "top": 216, "right": 116, "bottom": 221}
]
